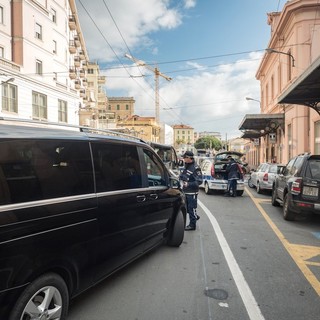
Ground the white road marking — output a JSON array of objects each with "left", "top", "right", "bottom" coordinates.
[{"left": 198, "top": 200, "right": 265, "bottom": 320}]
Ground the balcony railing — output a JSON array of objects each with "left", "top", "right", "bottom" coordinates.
[
  {"left": 74, "top": 56, "right": 80, "bottom": 67},
  {"left": 98, "top": 76, "right": 106, "bottom": 84},
  {"left": 69, "top": 15, "right": 76, "bottom": 30},
  {"left": 69, "top": 67, "right": 76, "bottom": 79},
  {"left": 69, "top": 41, "right": 76, "bottom": 54},
  {"left": 74, "top": 36, "right": 81, "bottom": 47}
]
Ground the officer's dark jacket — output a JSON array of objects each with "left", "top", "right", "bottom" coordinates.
[
  {"left": 226, "top": 159, "right": 241, "bottom": 180},
  {"left": 180, "top": 161, "right": 203, "bottom": 194}
]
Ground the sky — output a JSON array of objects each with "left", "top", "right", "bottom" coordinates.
[{"left": 75, "top": 0, "right": 287, "bottom": 139}]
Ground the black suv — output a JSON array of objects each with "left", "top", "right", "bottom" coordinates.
[{"left": 272, "top": 153, "right": 320, "bottom": 220}]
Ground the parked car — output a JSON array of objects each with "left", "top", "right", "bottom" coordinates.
[
  {"left": 272, "top": 153, "right": 320, "bottom": 220},
  {"left": 250, "top": 162, "right": 285, "bottom": 193},
  {"left": 0, "top": 118, "right": 186, "bottom": 320},
  {"left": 199, "top": 151, "right": 245, "bottom": 196}
]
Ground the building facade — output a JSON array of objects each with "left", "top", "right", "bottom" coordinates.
[
  {"left": 173, "top": 124, "right": 194, "bottom": 154},
  {"left": 239, "top": 0, "right": 320, "bottom": 166},
  {"left": 108, "top": 97, "right": 135, "bottom": 122},
  {"left": 116, "top": 115, "right": 160, "bottom": 142},
  {"left": 0, "top": 0, "right": 89, "bottom": 124}
]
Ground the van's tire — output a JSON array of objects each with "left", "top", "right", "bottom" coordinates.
[
  {"left": 237, "top": 190, "right": 244, "bottom": 196},
  {"left": 256, "top": 182, "right": 262, "bottom": 194},
  {"left": 9, "top": 273, "right": 69, "bottom": 320},
  {"left": 167, "top": 210, "right": 185, "bottom": 247},
  {"left": 283, "top": 194, "right": 296, "bottom": 221}
]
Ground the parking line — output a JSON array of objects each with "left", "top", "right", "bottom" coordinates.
[
  {"left": 198, "top": 200, "right": 266, "bottom": 320},
  {"left": 245, "top": 187, "right": 320, "bottom": 296}
]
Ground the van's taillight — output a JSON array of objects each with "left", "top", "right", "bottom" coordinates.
[
  {"left": 291, "top": 178, "right": 302, "bottom": 194},
  {"left": 263, "top": 173, "right": 268, "bottom": 181},
  {"left": 211, "top": 164, "right": 215, "bottom": 177}
]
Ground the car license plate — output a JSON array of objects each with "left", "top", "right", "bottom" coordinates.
[
  {"left": 303, "top": 186, "right": 319, "bottom": 197},
  {"left": 212, "top": 183, "right": 226, "bottom": 190}
]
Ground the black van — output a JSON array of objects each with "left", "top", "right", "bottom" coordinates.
[{"left": 0, "top": 118, "right": 186, "bottom": 319}]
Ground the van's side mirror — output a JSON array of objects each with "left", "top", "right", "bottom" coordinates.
[{"left": 170, "top": 177, "right": 180, "bottom": 189}]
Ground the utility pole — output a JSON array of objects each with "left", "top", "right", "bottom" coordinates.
[{"left": 125, "top": 54, "right": 172, "bottom": 124}]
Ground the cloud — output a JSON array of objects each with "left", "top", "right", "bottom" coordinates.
[
  {"left": 76, "top": 0, "right": 184, "bottom": 61},
  {"left": 103, "top": 52, "right": 262, "bottom": 138}
]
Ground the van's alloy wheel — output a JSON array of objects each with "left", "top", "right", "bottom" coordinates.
[
  {"left": 271, "top": 187, "right": 280, "bottom": 206},
  {"left": 9, "top": 273, "right": 69, "bottom": 320}
]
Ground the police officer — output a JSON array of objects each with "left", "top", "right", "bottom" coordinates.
[{"left": 180, "top": 151, "right": 203, "bottom": 231}]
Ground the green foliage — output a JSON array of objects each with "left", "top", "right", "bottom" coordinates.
[{"left": 194, "top": 136, "right": 222, "bottom": 151}]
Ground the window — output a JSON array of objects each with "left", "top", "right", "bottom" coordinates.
[
  {"left": 36, "top": 59, "right": 43, "bottom": 75},
  {"left": 126, "top": 104, "right": 129, "bottom": 110},
  {"left": 32, "top": 91, "right": 47, "bottom": 120},
  {"left": 0, "top": 140, "right": 94, "bottom": 204},
  {"left": 0, "top": 6, "right": 3, "bottom": 24},
  {"left": 2, "top": 83, "right": 18, "bottom": 113},
  {"left": 92, "top": 143, "right": 142, "bottom": 192},
  {"left": 53, "top": 40, "right": 57, "bottom": 54},
  {"left": 0, "top": 46, "right": 4, "bottom": 58},
  {"left": 117, "top": 105, "right": 120, "bottom": 110},
  {"left": 35, "top": 23, "right": 42, "bottom": 40},
  {"left": 143, "top": 149, "right": 166, "bottom": 187},
  {"left": 58, "top": 99, "right": 68, "bottom": 122},
  {"left": 87, "top": 69, "right": 94, "bottom": 74},
  {"left": 51, "top": 8, "right": 57, "bottom": 23}
]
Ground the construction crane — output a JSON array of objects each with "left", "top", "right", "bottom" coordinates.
[{"left": 125, "top": 53, "right": 172, "bottom": 124}]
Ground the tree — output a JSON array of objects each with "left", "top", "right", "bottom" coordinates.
[{"left": 194, "top": 136, "right": 222, "bottom": 151}]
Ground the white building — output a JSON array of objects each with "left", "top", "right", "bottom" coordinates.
[{"left": 0, "top": 0, "right": 88, "bottom": 124}]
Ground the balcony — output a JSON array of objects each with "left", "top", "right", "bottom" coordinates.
[
  {"left": 80, "top": 89, "right": 86, "bottom": 98},
  {"left": 82, "top": 61, "right": 88, "bottom": 69},
  {"left": 79, "top": 69, "right": 85, "bottom": 78},
  {"left": 79, "top": 50, "right": 85, "bottom": 60},
  {"left": 74, "top": 79, "right": 81, "bottom": 89},
  {"left": 74, "top": 56, "right": 80, "bottom": 67},
  {"left": 74, "top": 35, "right": 81, "bottom": 47},
  {"left": 82, "top": 78, "right": 88, "bottom": 87},
  {"left": 69, "top": 67, "right": 76, "bottom": 79},
  {"left": 98, "top": 76, "right": 106, "bottom": 84},
  {"left": 69, "top": 40, "right": 76, "bottom": 54},
  {"left": 69, "top": 15, "right": 76, "bottom": 30}
]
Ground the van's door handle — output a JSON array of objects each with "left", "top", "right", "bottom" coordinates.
[
  {"left": 136, "top": 195, "right": 146, "bottom": 202},
  {"left": 149, "top": 193, "right": 158, "bottom": 200}
]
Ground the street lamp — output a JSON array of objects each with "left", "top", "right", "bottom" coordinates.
[
  {"left": 245, "top": 97, "right": 261, "bottom": 104},
  {"left": 266, "top": 48, "right": 295, "bottom": 67}
]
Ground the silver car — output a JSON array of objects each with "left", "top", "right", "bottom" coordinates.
[{"left": 250, "top": 163, "right": 284, "bottom": 193}]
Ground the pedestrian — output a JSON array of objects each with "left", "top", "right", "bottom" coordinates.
[
  {"left": 225, "top": 156, "right": 241, "bottom": 197},
  {"left": 180, "top": 151, "right": 203, "bottom": 231}
]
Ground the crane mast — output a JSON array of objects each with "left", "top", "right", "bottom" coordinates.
[{"left": 125, "top": 54, "right": 172, "bottom": 124}]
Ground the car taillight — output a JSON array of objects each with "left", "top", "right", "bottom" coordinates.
[
  {"left": 291, "top": 178, "right": 302, "bottom": 194},
  {"left": 263, "top": 173, "right": 268, "bottom": 181},
  {"left": 211, "top": 164, "right": 215, "bottom": 177}
]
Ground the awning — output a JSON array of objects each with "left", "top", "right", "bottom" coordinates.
[
  {"left": 239, "top": 113, "right": 284, "bottom": 132},
  {"left": 241, "top": 130, "right": 263, "bottom": 139},
  {"left": 278, "top": 55, "right": 320, "bottom": 114}
]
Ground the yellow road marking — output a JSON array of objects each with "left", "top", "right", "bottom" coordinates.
[{"left": 246, "top": 187, "right": 320, "bottom": 296}]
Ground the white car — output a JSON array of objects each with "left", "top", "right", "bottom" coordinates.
[
  {"left": 199, "top": 151, "right": 245, "bottom": 196},
  {"left": 249, "top": 162, "right": 284, "bottom": 193}
]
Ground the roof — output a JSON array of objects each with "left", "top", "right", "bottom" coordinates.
[
  {"left": 238, "top": 113, "right": 284, "bottom": 134},
  {"left": 278, "top": 55, "right": 320, "bottom": 114}
]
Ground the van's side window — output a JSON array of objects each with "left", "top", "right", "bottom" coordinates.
[
  {"left": 0, "top": 140, "right": 94, "bottom": 205},
  {"left": 92, "top": 143, "right": 142, "bottom": 191},
  {"left": 143, "top": 149, "right": 166, "bottom": 186}
]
